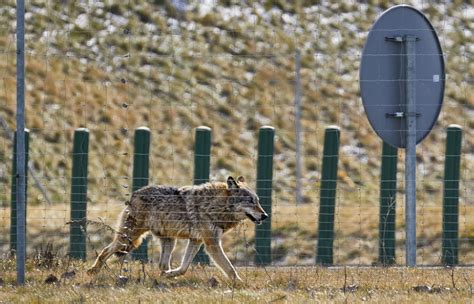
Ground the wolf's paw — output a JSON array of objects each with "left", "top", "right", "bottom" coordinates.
[
  {"left": 86, "top": 267, "right": 99, "bottom": 276},
  {"left": 161, "top": 269, "right": 184, "bottom": 278},
  {"left": 158, "top": 263, "right": 170, "bottom": 273}
]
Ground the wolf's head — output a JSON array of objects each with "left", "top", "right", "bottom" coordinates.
[{"left": 227, "top": 176, "right": 268, "bottom": 225}]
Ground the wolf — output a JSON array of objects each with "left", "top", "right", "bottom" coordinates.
[{"left": 87, "top": 176, "right": 268, "bottom": 281}]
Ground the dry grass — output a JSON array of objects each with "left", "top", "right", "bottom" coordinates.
[{"left": 0, "top": 258, "right": 473, "bottom": 303}]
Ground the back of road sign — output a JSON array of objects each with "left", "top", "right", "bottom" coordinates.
[{"left": 359, "top": 5, "right": 445, "bottom": 148}]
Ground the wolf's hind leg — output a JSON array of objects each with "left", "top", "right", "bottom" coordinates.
[
  {"left": 158, "top": 238, "right": 176, "bottom": 272},
  {"left": 87, "top": 242, "right": 117, "bottom": 275},
  {"left": 87, "top": 211, "right": 148, "bottom": 276},
  {"left": 162, "top": 239, "right": 201, "bottom": 278},
  {"left": 204, "top": 238, "right": 242, "bottom": 282},
  {"left": 87, "top": 228, "right": 148, "bottom": 275}
]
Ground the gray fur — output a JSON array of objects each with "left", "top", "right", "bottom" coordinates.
[{"left": 87, "top": 176, "right": 268, "bottom": 281}]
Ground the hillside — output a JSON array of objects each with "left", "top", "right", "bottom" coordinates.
[{"left": 0, "top": 1, "right": 472, "bottom": 264}]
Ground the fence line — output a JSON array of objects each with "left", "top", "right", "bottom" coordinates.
[{"left": 4, "top": 124, "right": 467, "bottom": 266}]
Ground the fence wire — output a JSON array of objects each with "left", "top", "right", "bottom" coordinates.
[{"left": 0, "top": 0, "right": 472, "bottom": 271}]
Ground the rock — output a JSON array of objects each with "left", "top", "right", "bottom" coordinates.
[
  {"left": 152, "top": 279, "right": 168, "bottom": 290},
  {"left": 412, "top": 285, "right": 444, "bottom": 294},
  {"left": 44, "top": 274, "right": 59, "bottom": 284},
  {"left": 60, "top": 270, "right": 76, "bottom": 280},
  {"left": 341, "top": 284, "right": 359, "bottom": 293},
  {"left": 208, "top": 277, "right": 219, "bottom": 288},
  {"left": 412, "top": 285, "right": 434, "bottom": 293},
  {"left": 116, "top": 275, "right": 129, "bottom": 287}
]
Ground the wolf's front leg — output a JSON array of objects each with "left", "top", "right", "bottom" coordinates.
[
  {"left": 204, "top": 238, "right": 242, "bottom": 282},
  {"left": 158, "top": 237, "right": 176, "bottom": 272},
  {"left": 162, "top": 239, "right": 201, "bottom": 278}
]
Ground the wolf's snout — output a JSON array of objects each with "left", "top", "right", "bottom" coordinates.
[{"left": 261, "top": 213, "right": 268, "bottom": 221}]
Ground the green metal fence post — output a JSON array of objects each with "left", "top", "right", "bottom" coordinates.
[
  {"left": 316, "top": 126, "right": 340, "bottom": 265},
  {"left": 442, "top": 125, "right": 462, "bottom": 266},
  {"left": 10, "top": 129, "right": 29, "bottom": 253},
  {"left": 130, "top": 127, "right": 151, "bottom": 261},
  {"left": 193, "top": 126, "right": 212, "bottom": 264},
  {"left": 69, "top": 128, "right": 89, "bottom": 260},
  {"left": 379, "top": 142, "right": 398, "bottom": 265},
  {"left": 255, "top": 126, "right": 275, "bottom": 266}
]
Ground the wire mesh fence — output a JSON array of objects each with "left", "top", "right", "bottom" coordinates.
[{"left": 0, "top": 0, "right": 472, "bottom": 276}]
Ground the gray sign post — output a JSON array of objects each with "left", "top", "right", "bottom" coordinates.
[
  {"left": 16, "top": 0, "right": 26, "bottom": 284},
  {"left": 360, "top": 5, "right": 445, "bottom": 266},
  {"left": 405, "top": 35, "right": 417, "bottom": 267}
]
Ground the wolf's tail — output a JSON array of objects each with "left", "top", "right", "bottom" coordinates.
[{"left": 113, "top": 207, "right": 133, "bottom": 257}]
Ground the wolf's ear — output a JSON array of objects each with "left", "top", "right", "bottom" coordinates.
[
  {"left": 227, "top": 176, "right": 239, "bottom": 189},
  {"left": 237, "top": 176, "right": 245, "bottom": 183}
]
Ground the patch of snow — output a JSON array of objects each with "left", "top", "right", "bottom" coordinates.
[
  {"left": 198, "top": 0, "right": 215, "bottom": 17},
  {"left": 341, "top": 145, "right": 368, "bottom": 164},
  {"left": 244, "top": 72, "right": 254, "bottom": 82},
  {"left": 282, "top": 13, "right": 296, "bottom": 25},
  {"left": 86, "top": 37, "right": 96, "bottom": 47},
  {"left": 254, "top": 3, "right": 271, "bottom": 22},
  {"left": 167, "top": 18, "right": 180, "bottom": 33},
  {"left": 106, "top": 24, "right": 117, "bottom": 33},
  {"left": 255, "top": 113, "right": 271, "bottom": 126},
  {"left": 91, "top": 45, "right": 99, "bottom": 55},
  {"left": 108, "top": 13, "right": 128, "bottom": 27},
  {"left": 186, "top": 22, "right": 196, "bottom": 31},
  {"left": 75, "top": 13, "right": 89, "bottom": 29},
  {"left": 171, "top": 0, "right": 189, "bottom": 12},
  {"left": 239, "top": 131, "right": 254, "bottom": 142},
  {"left": 28, "top": 6, "right": 47, "bottom": 16},
  {"left": 46, "top": 104, "right": 60, "bottom": 111}
]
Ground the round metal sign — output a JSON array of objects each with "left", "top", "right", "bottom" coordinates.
[{"left": 359, "top": 5, "right": 445, "bottom": 148}]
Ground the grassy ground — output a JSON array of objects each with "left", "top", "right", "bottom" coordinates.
[{"left": 0, "top": 259, "right": 473, "bottom": 303}]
